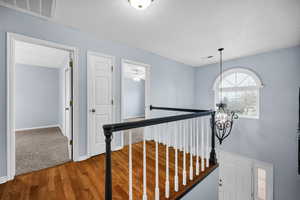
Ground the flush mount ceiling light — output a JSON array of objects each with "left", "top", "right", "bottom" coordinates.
[{"left": 128, "top": 0, "right": 154, "bottom": 10}]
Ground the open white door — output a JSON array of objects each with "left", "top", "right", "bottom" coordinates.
[
  {"left": 88, "top": 52, "right": 114, "bottom": 156},
  {"left": 65, "top": 64, "right": 72, "bottom": 159}
]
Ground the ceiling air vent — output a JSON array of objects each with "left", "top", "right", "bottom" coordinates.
[{"left": 0, "top": 0, "right": 56, "bottom": 18}]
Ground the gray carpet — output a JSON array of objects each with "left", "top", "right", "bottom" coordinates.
[{"left": 16, "top": 127, "right": 70, "bottom": 175}]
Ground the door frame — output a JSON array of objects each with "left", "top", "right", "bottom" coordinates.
[
  {"left": 6, "top": 32, "right": 80, "bottom": 181},
  {"left": 120, "top": 59, "right": 151, "bottom": 147},
  {"left": 86, "top": 51, "right": 117, "bottom": 156}
]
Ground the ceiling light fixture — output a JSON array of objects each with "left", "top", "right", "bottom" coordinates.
[
  {"left": 128, "top": 0, "right": 154, "bottom": 10},
  {"left": 215, "top": 48, "right": 238, "bottom": 145}
]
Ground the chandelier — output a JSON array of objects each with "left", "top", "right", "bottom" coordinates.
[
  {"left": 128, "top": 0, "right": 154, "bottom": 10},
  {"left": 215, "top": 48, "right": 238, "bottom": 144}
]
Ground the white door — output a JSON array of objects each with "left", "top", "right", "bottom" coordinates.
[
  {"left": 219, "top": 152, "right": 253, "bottom": 200},
  {"left": 88, "top": 53, "right": 113, "bottom": 156},
  {"left": 65, "top": 67, "right": 72, "bottom": 158}
]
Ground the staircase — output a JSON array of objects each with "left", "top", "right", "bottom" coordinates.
[{"left": 103, "top": 106, "right": 218, "bottom": 200}]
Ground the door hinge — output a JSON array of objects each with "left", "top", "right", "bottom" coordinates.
[
  {"left": 70, "top": 140, "right": 73, "bottom": 145},
  {"left": 111, "top": 66, "right": 113, "bottom": 72},
  {"left": 70, "top": 100, "right": 73, "bottom": 107},
  {"left": 69, "top": 60, "right": 73, "bottom": 68},
  {"left": 111, "top": 99, "right": 114, "bottom": 105}
]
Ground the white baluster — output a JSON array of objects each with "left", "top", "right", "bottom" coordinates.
[
  {"left": 189, "top": 119, "right": 193, "bottom": 180},
  {"left": 183, "top": 120, "right": 187, "bottom": 186},
  {"left": 180, "top": 122, "right": 183, "bottom": 151},
  {"left": 165, "top": 124, "right": 170, "bottom": 198},
  {"left": 129, "top": 130, "right": 133, "bottom": 200},
  {"left": 143, "top": 127, "right": 148, "bottom": 200},
  {"left": 174, "top": 122, "right": 179, "bottom": 192},
  {"left": 158, "top": 124, "right": 162, "bottom": 143},
  {"left": 155, "top": 126, "right": 160, "bottom": 200},
  {"left": 196, "top": 118, "right": 200, "bottom": 176},
  {"left": 206, "top": 118, "right": 210, "bottom": 168},
  {"left": 201, "top": 118, "right": 205, "bottom": 172}
]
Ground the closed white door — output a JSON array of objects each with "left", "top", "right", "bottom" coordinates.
[
  {"left": 219, "top": 152, "right": 253, "bottom": 200},
  {"left": 88, "top": 53, "right": 113, "bottom": 156}
]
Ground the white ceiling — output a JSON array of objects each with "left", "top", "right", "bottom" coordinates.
[
  {"left": 15, "top": 41, "right": 69, "bottom": 68},
  {"left": 53, "top": 0, "right": 300, "bottom": 66}
]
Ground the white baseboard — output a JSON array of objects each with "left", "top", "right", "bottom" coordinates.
[
  {"left": 113, "top": 145, "right": 123, "bottom": 151},
  {"left": 124, "top": 115, "right": 145, "bottom": 120},
  {"left": 0, "top": 176, "right": 9, "bottom": 184},
  {"left": 75, "top": 155, "right": 91, "bottom": 162},
  {"left": 15, "top": 124, "right": 60, "bottom": 132}
]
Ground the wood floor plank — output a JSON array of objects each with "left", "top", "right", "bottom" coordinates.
[{"left": 0, "top": 141, "right": 218, "bottom": 200}]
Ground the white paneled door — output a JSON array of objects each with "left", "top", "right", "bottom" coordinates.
[
  {"left": 219, "top": 151, "right": 273, "bottom": 200},
  {"left": 219, "top": 152, "right": 252, "bottom": 200},
  {"left": 88, "top": 52, "right": 114, "bottom": 156}
]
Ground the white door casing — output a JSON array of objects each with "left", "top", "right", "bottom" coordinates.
[
  {"left": 121, "top": 59, "right": 151, "bottom": 147},
  {"left": 121, "top": 59, "right": 151, "bottom": 120},
  {"left": 88, "top": 52, "right": 115, "bottom": 156},
  {"left": 6, "top": 33, "right": 80, "bottom": 182}
]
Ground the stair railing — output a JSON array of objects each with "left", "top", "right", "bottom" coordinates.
[{"left": 103, "top": 105, "right": 217, "bottom": 200}]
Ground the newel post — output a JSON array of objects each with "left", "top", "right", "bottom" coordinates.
[
  {"left": 104, "top": 128, "right": 113, "bottom": 200},
  {"left": 209, "top": 111, "right": 217, "bottom": 165}
]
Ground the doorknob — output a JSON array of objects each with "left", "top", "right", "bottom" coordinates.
[{"left": 90, "top": 109, "right": 96, "bottom": 113}]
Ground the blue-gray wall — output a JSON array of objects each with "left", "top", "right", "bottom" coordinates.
[
  {"left": 123, "top": 78, "right": 145, "bottom": 119},
  {"left": 15, "top": 64, "right": 60, "bottom": 129},
  {"left": 58, "top": 67, "right": 65, "bottom": 134},
  {"left": 0, "top": 7, "right": 195, "bottom": 177},
  {"left": 195, "top": 46, "right": 300, "bottom": 200},
  {"left": 182, "top": 168, "right": 219, "bottom": 200}
]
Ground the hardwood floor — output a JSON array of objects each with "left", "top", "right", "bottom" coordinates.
[{"left": 0, "top": 141, "right": 218, "bottom": 200}]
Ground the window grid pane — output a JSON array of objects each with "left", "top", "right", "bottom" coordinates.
[
  {"left": 257, "top": 168, "right": 267, "bottom": 200},
  {"left": 216, "top": 71, "right": 260, "bottom": 118}
]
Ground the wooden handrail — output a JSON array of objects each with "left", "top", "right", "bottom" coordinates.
[{"left": 103, "top": 105, "right": 217, "bottom": 200}]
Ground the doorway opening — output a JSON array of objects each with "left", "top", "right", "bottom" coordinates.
[
  {"left": 121, "top": 59, "right": 150, "bottom": 146},
  {"left": 7, "top": 33, "right": 79, "bottom": 178}
]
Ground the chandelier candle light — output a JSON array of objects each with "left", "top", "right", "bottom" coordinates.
[{"left": 215, "top": 48, "right": 238, "bottom": 145}]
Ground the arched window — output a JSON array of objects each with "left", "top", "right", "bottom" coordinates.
[{"left": 213, "top": 68, "right": 263, "bottom": 119}]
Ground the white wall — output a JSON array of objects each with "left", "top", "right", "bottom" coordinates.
[
  {"left": 0, "top": 7, "right": 195, "bottom": 177},
  {"left": 194, "top": 46, "right": 300, "bottom": 200},
  {"left": 182, "top": 168, "right": 219, "bottom": 200},
  {"left": 58, "top": 67, "right": 65, "bottom": 134},
  {"left": 123, "top": 78, "right": 145, "bottom": 119},
  {"left": 15, "top": 64, "right": 60, "bottom": 130}
]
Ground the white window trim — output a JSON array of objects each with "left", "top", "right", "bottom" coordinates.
[{"left": 213, "top": 68, "right": 263, "bottom": 119}]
